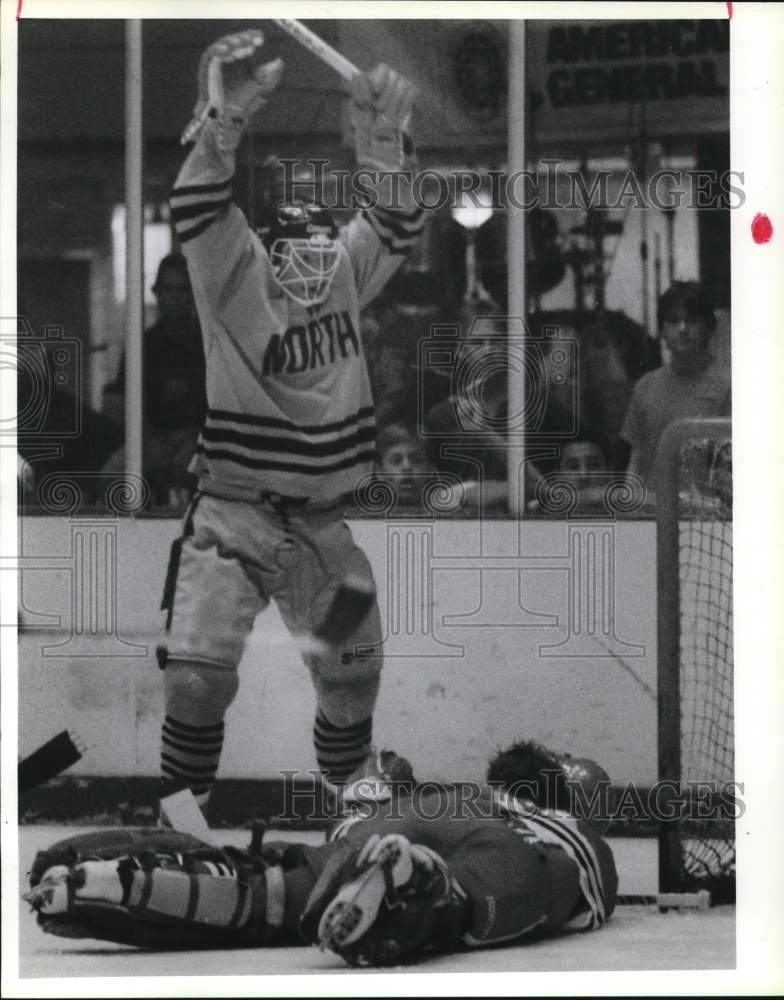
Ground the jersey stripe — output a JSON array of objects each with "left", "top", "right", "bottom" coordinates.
[
  {"left": 207, "top": 406, "right": 376, "bottom": 436},
  {"left": 195, "top": 443, "right": 376, "bottom": 477},
  {"left": 176, "top": 214, "right": 226, "bottom": 244},
  {"left": 200, "top": 424, "right": 375, "bottom": 458},
  {"left": 370, "top": 206, "right": 425, "bottom": 238},
  {"left": 522, "top": 813, "right": 606, "bottom": 927},
  {"left": 172, "top": 179, "right": 232, "bottom": 197},
  {"left": 199, "top": 407, "right": 377, "bottom": 481},
  {"left": 363, "top": 206, "right": 424, "bottom": 255},
  {"left": 170, "top": 197, "right": 232, "bottom": 223},
  {"left": 497, "top": 792, "right": 607, "bottom": 928},
  {"left": 171, "top": 179, "right": 233, "bottom": 243}
]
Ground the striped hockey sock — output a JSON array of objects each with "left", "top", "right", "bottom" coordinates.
[
  {"left": 160, "top": 715, "right": 224, "bottom": 808},
  {"left": 313, "top": 711, "right": 372, "bottom": 786}
]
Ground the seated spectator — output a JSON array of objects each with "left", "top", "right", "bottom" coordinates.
[
  {"left": 424, "top": 332, "right": 587, "bottom": 503},
  {"left": 527, "top": 437, "right": 612, "bottom": 514},
  {"left": 620, "top": 281, "right": 731, "bottom": 502},
  {"left": 559, "top": 438, "right": 606, "bottom": 476},
  {"left": 364, "top": 421, "right": 439, "bottom": 510},
  {"left": 103, "top": 253, "right": 206, "bottom": 505}
]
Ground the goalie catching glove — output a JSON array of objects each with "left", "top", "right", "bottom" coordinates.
[
  {"left": 350, "top": 63, "right": 417, "bottom": 171},
  {"left": 181, "top": 29, "right": 284, "bottom": 152},
  {"left": 300, "top": 833, "right": 466, "bottom": 967}
]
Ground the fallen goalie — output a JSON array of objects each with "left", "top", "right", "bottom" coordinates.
[{"left": 23, "top": 741, "right": 618, "bottom": 967}]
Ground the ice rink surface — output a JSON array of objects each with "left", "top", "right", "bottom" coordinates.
[{"left": 14, "top": 825, "right": 734, "bottom": 980}]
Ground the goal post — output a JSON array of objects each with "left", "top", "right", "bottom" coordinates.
[{"left": 655, "top": 417, "right": 734, "bottom": 901}]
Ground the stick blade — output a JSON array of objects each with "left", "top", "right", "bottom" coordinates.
[
  {"left": 160, "top": 788, "right": 216, "bottom": 845},
  {"left": 18, "top": 730, "right": 84, "bottom": 795},
  {"left": 312, "top": 574, "right": 376, "bottom": 647}
]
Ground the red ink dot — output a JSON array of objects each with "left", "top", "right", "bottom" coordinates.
[
  {"left": 751, "top": 213, "right": 773, "bottom": 245},
  {"left": 726, "top": 1, "right": 732, "bottom": 19},
  {"left": 16, "top": 0, "right": 23, "bottom": 21}
]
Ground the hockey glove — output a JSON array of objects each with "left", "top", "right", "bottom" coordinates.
[
  {"left": 181, "top": 29, "right": 284, "bottom": 152},
  {"left": 350, "top": 63, "right": 417, "bottom": 171}
]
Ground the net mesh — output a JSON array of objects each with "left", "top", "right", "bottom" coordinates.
[{"left": 676, "top": 437, "right": 735, "bottom": 898}]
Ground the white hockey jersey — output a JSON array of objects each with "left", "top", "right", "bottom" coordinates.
[{"left": 170, "top": 135, "right": 424, "bottom": 504}]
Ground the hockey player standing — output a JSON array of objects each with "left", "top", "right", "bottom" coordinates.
[{"left": 158, "top": 32, "right": 423, "bottom": 811}]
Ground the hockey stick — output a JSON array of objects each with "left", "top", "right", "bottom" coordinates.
[
  {"left": 18, "top": 730, "right": 86, "bottom": 794},
  {"left": 617, "top": 890, "right": 711, "bottom": 910},
  {"left": 272, "top": 19, "right": 360, "bottom": 82},
  {"left": 294, "top": 573, "right": 376, "bottom": 660},
  {"left": 180, "top": 21, "right": 356, "bottom": 147},
  {"left": 272, "top": 18, "right": 414, "bottom": 148},
  {"left": 160, "top": 788, "right": 218, "bottom": 845},
  {"left": 311, "top": 573, "right": 376, "bottom": 649}
]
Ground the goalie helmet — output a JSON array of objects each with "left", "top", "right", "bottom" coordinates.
[{"left": 258, "top": 201, "right": 341, "bottom": 309}]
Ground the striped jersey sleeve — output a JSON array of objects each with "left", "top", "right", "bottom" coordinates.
[
  {"left": 340, "top": 205, "right": 425, "bottom": 310},
  {"left": 169, "top": 136, "right": 252, "bottom": 304},
  {"left": 170, "top": 177, "right": 233, "bottom": 245}
]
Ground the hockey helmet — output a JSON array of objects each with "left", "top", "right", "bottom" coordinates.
[{"left": 258, "top": 201, "right": 340, "bottom": 308}]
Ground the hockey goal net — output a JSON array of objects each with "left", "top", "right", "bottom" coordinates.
[{"left": 656, "top": 418, "right": 735, "bottom": 902}]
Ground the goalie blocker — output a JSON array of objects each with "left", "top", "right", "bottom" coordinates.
[{"left": 25, "top": 744, "right": 618, "bottom": 964}]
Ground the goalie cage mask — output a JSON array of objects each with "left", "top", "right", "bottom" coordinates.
[{"left": 259, "top": 201, "right": 341, "bottom": 309}]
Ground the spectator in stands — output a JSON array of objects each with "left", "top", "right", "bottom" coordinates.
[
  {"left": 103, "top": 253, "right": 206, "bottom": 505},
  {"left": 423, "top": 322, "right": 509, "bottom": 489},
  {"left": 366, "top": 420, "right": 438, "bottom": 510},
  {"left": 559, "top": 437, "right": 608, "bottom": 485},
  {"left": 620, "top": 281, "right": 731, "bottom": 500},
  {"left": 364, "top": 307, "right": 426, "bottom": 428},
  {"left": 423, "top": 327, "right": 586, "bottom": 505},
  {"left": 527, "top": 437, "right": 611, "bottom": 514},
  {"left": 579, "top": 312, "right": 660, "bottom": 472},
  {"left": 369, "top": 343, "right": 418, "bottom": 427}
]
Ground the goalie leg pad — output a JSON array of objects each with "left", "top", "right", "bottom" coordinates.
[
  {"left": 25, "top": 828, "right": 297, "bottom": 950},
  {"left": 29, "top": 827, "right": 222, "bottom": 887}
]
